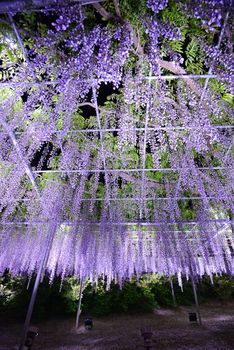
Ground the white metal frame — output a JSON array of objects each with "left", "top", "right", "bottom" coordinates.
[{"left": 0, "top": 6, "right": 230, "bottom": 349}]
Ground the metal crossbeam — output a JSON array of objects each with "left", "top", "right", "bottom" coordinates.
[
  {"left": 54, "top": 125, "right": 234, "bottom": 132},
  {"left": 0, "top": 195, "right": 230, "bottom": 203},
  {"left": 51, "top": 195, "right": 229, "bottom": 202},
  {"left": 0, "top": 228, "right": 215, "bottom": 234},
  {"left": 0, "top": 229, "right": 226, "bottom": 241},
  {"left": 0, "top": 218, "right": 230, "bottom": 226},
  {"left": 32, "top": 166, "right": 232, "bottom": 174},
  {"left": 0, "top": 0, "right": 105, "bottom": 14},
  {"left": 8, "top": 125, "right": 234, "bottom": 135},
  {"left": 0, "top": 74, "right": 219, "bottom": 89}
]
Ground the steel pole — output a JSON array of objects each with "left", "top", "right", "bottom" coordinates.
[
  {"left": 191, "top": 275, "right": 202, "bottom": 325},
  {"left": 18, "top": 220, "right": 57, "bottom": 350},
  {"left": 170, "top": 279, "right": 176, "bottom": 307},
  {"left": 76, "top": 278, "right": 84, "bottom": 329}
]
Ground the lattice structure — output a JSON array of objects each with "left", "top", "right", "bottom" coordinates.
[{"left": 0, "top": 0, "right": 233, "bottom": 286}]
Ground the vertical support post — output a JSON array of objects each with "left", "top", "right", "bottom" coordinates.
[
  {"left": 40, "top": 226, "right": 57, "bottom": 283},
  {"left": 18, "top": 220, "right": 57, "bottom": 350},
  {"left": 0, "top": 113, "right": 40, "bottom": 198},
  {"left": 178, "top": 220, "right": 202, "bottom": 325},
  {"left": 76, "top": 278, "right": 84, "bottom": 329},
  {"left": 139, "top": 68, "right": 152, "bottom": 220},
  {"left": 191, "top": 275, "right": 202, "bottom": 325},
  {"left": 7, "top": 14, "right": 31, "bottom": 66},
  {"left": 26, "top": 274, "right": 32, "bottom": 290},
  {"left": 170, "top": 279, "right": 176, "bottom": 307}
]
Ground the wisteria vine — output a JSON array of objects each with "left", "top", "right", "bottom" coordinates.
[{"left": 0, "top": 0, "right": 233, "bottom": 285}]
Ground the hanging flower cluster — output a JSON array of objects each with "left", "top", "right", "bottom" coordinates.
[
  {"left": 0, "top": 219, "right": 233, "bottom": 289},
  {"left": 184, "top": 0, "right": 232, "bottom": 31},
  {"left": 147, "top": 0, "right": 169, "bottom": 14},
  {"left": 0, "top": 0, "right": 233, "bottom": 283}
]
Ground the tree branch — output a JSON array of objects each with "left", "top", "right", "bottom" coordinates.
[
  {"left": 92, "top": 2, "right": 206, "bottom": 95},
  {"left": 113, "top": 0, "right": 121, "bottom": 17},
  {"left": 157, "top": 59, "right": 203, "bottom": 96},
  {"left": 93, "top": 2, "right": 143, "bottom": 55},
  {"left": 93, "top": 3, "right": 120, "bottom": 21},
  {"left": 119, "top": 172, "right": 175, "bottom": 189}
]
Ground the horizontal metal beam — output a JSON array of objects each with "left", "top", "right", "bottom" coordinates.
[
  {"left": 32, "top": 166, "right": 232, "bottom": 174},
  {"left": 6, "top": 124, "right": 232, "bottom": 138},
  {"left": 54, "top": 125, "right": 234, "bottom": 133},
  {"left": 53, "top": 196, "right": 229, "bottom": 201},
  {"left": 147, "top": 74, "right": 218, "bottom": 80},
  {"left": 0, "top": 228, "right": 212, "bottom": 234},
  {"left": 7, "top": 125, "right": 234, "bottom": 137},
  {"left": 0, "top": 218, "right": 230, "bottom": 226},
  {"left": 0, "top": 74, "right": 220, "bottom": 89},
  {"left": 0, "top": 195, "right": 230, "bottom": 203},
  {"left": 0, "top": 0, "right": 105, "bottom": 14},
  {"left": 0, "top": 230, "right": 225, "bottom": 240}
]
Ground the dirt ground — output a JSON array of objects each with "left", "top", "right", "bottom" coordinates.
[{"left": 1, "top": 301, "right": 234, "bottom": 350}]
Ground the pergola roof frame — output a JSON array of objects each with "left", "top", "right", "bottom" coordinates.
[
  {"left": 0, "top": 5, "right": 232, "bottom": 350},
  {"left": 0, "top": 3, "right": 232, "bottom": 243}
]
